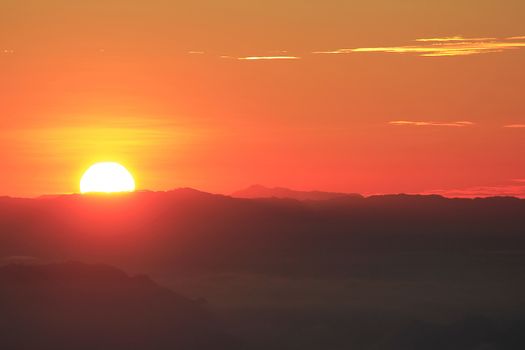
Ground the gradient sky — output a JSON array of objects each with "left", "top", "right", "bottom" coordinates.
[{"left": 1, "top": 0, "right": 525, "bottom": 197}]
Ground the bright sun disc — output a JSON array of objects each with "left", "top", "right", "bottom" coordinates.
[{"left": 80, "top": 162, "right": 136, "bottom": 194}]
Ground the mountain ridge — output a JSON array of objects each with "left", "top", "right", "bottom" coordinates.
[{"left": 232, "top": 184, "right": 363, "bottom": 200}]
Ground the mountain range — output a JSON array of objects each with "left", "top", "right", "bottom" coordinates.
[{"left": 1, "top": 188, "right": 525, "bottom": 349}]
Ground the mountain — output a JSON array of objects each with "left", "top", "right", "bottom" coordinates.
[
  {"left": 1, "top": 189, "right": 525, "bottom": 349},
  {"left": 232, "top": 184, "right": 362, "bottom": 200},
  {"left": 0, "top": 262, "right": 239, "bottom": 350},
  {"left": 0, "top": 189, "right": 524, "bottom": 273}
]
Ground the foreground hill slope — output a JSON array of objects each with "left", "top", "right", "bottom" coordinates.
[{"left": 0, "top": 262, "right": 239, "bottom": 350}]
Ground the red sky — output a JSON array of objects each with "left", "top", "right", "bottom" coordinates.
[{"left": 1, "top": 0, "right": 525, "bottom": 197}]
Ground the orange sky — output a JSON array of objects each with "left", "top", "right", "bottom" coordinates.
[{"left": 1, "top": 0, "right": 525, "bottom": 197}]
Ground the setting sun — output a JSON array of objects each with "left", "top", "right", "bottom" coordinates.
[{"left": 80, "top": 162, "right": 136, "bottom": 194}]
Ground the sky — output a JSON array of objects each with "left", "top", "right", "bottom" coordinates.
[{"left": 1, "top": 0, "right": 525, "bottom": 197}]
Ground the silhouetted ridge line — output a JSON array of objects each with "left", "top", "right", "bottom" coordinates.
[{"left": 232, "top": 184, "right": 363, "bottom": 200}]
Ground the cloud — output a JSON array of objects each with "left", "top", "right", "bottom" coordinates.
[
  {"left": 220, "top": 55, "right": 301, "bottom": 61},
  {"left": 236, "top": 56, "right": 301, "bottom": 61},
  {"left": 423, "top": 184, "right": 525, "bottom": 198},
  {"left": 314, "top": 36, "right": 525, "bottom": 57},
  {"left": 424, "top": 179, "right": 525, "bottom": 198},
  {"left": 415, "top": 36, "right": 496, "bottom": 42},
  {"left": 504, "top": 124, "right": 525, "bottom": 128},
  {"left": 389, "top": 120, "right": 474, "bottom": 127}
]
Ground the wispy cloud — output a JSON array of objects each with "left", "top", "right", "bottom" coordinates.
[
  {"left": 504, "top": 124, "right": 525, "bottom": 128},
  {"left": 424, "top": 180, "right": 525, "bottom": 198},
  {"left": 314, "top": 36, "right": 525, "bottom": 57},
  {"left": 236, "top": 56, "right": 301, "bottom": 61},
  {"left": 389, "top": 120, "right": 474, "bottom": 127},
  {"left": 415, "top": 36, "right": 496, "bottom": 42}
]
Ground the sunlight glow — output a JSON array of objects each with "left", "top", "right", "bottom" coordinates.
[{"left": 80, "top": 162, "right": 136, "bottom": 194}]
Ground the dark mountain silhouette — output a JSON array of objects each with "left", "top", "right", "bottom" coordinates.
[
  {"left": 1, "top": 189, "right": 525, "bottom": 349},
  {"left": 232, "top": 184, "right": 362, "bottom": 200},
  {"left": 0, "top": 262, "right": 240, "bottom": 350},
  {"left": 1, "top": 189, "right": 523, "bottom": 272}
]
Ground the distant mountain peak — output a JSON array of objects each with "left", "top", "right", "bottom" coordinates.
[{"left": 231, "top": 185, "right": 362, "bottom": 201}]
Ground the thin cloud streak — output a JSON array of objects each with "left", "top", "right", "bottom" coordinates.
[
  {"left": 415, "top": 36, "right": 496, "bottom": 42},
  {"left": 504, "top": 124, "right": 525, "bottom": 128},
  {"left": 423, "top": 184, "right": 525, "bottom": 198},
  {"left": 315, "top": 36, "right": 525, "bottom": 57},
  {"left": 424, "top": 179, "right": 525, "bottom": 198},
  {"left": 236, "top": 56, "right": 301, "bottom": 61},
  {"left": 389, "top": 121, "right": 474, "bottom": 127}
]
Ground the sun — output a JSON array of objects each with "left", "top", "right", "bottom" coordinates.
[{"left": 80, "top": 162, "right": 136, "bottom": 194}]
